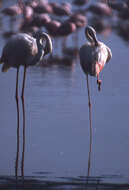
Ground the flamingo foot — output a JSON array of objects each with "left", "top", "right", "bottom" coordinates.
[{"left": 97, "top": 79, "right": 102, "bottom": 91}]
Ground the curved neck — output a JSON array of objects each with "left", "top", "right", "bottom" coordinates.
[
  {"left": 30, "top": 33, "right": 52, "bottom": 65},
  {"left": 42, "top": 33, "right": 53, "bottom": 56},
  {"left": 86, "top": 32, "right": 98, "bottom": 46},
  {"left": 30, "top": 38, "right": 44, "bottom": 65}
]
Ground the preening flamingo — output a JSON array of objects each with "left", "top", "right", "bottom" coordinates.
[
  {"left": 79, "top": 26, "right": 112, "bottom": 91},
  {"left": 0, "top": 31, "right": 52, "bottom": 98}
]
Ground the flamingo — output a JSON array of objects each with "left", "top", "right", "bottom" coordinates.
[
  {"left": 87, "top": 2, "right": 112, "bottom": 17},
  {"left": 79, "top": 26, "right": 112, "bottom": 144},
  {"left": 0, "top": 31, "right": 52, "bottom": 99},
  {"left": 50, "top": 2, "right": 71, "bottom": 16},
  {"left": 79, "top": 26, "right": 112, "bottom": 91},
  {"left": 45, "top": 20, "right": 61, "bottom": 37}
]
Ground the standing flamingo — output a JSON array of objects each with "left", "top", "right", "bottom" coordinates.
[
  {"left": 0, "top": 31, "right": 52, "bottom": 98},
  {"left": 0, "top": 31, "right": 52, "bottom": 178},
  {"left": 79, "top": 26, "right": 112, "bottom": 160},
  {"left": 79, "top": 26, "right": 112, "bottom": 91}
]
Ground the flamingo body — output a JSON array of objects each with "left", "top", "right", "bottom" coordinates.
[
  {"left": 1, "top": 33, "right": 38, "bottom": 72},
  {"left": 0, "top": 31, "right": 52, "bottom": 97},
  {"left": 79, "top": 41, "right": 111, "bottom": 77},
  {"left": 1, "top": 32, "right": 52, "bottom": 72}
]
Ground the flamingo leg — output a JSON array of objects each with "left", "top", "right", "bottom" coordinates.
[
  {"left": 97, "top": 74, "right": 101, "bottom": 91},
  {"left": 86, "top": 74, "right": 92, "bottom": 176},
  {"left": 21, "top": 93, "right": 25, "bottom": 179},
  {"left": 21, "top": 66, "right": 26, "bottom": 178},
  {"left": 15, "top": 68, "right": 20, "bottom": 179},
  {"left": 87, "top": 127, "right": 92, "bottom": 177},
  {"left": 86, "top": 74, "right": 91, "bottom": 108},
  {"left": 15, "top": 68, "right": 19, "bottom": 99},
  {"left": 21, "top": 66, "right": 27, "bottom": 99}
]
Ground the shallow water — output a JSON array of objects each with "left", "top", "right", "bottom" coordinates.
[{"left": 0, "top": 0, "right": 129, "bottom": 189}]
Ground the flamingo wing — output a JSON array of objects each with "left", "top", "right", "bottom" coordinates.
[
  {"left": 94, "top": 42, "right": 111, "bottom": 75},
  {"left": 79, "top": 43, "right": 96, "bottom": 76}
]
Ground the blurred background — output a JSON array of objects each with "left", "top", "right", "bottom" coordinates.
[{"left": 0, "top": 0, "right": 129, "bottom": 189}]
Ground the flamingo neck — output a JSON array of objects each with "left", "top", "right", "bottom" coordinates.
[{"left": 86, "top": 32, "right": 98, "bottom": 47}]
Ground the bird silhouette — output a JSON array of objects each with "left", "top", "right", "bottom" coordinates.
[
  {"left": 79, "top": 26, "right": 112, "bottom": 91},
  {"left": 0, "top": 31, "right": 52, "bottom": 99}
]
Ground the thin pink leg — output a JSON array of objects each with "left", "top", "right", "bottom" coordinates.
[
  {"left": 21, "top": 66, "right": 27, "bottom": 99},
  {"left": 15, "top": 68, "right": 20, "bottom": 179},
  {"left": 86, "top": 74, "right": 92, "bottom": 176}
]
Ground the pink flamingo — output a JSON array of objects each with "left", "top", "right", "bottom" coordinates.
[
  {"left": 87, "top": 2, "right": 112, "bottom": 17},
  {"left": 33, "top": 1, "right": 53, "bottom": 14},
  {"left": 68, "top": 13, "right": 87, "bottom": 28},
  {"left": 45, "top": 20, "right": 61, "bottom": 37},
  {"left": 50, "top": 2, "right": 71, "bottom": 16},
  {"left": 79, "top": 26, "right": 112, "bottom": 149},
  {"left": 79, "top": 26, "right": 112, "bottom": 91}
]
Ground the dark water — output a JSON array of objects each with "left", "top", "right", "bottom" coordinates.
[{"left": 0, "top": 0, "right": 129, "bottom": 189}]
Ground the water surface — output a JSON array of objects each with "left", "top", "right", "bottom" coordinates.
[{"left": 0, "top": 0, "right": 129, "bottom": 189}]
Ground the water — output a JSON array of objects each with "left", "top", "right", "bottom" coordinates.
[{"left": 0, "top": 0, "right": 129, "bottom": 189}]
